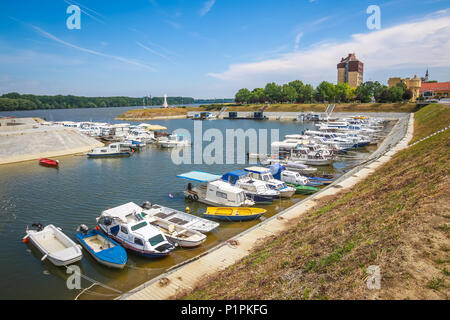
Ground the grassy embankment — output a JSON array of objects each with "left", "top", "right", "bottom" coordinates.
[
  {"left": 178, "top": 103, "right": 449, "bottom": 300},
  {"left": 117, "top": 103, "right": 417, "bottom": 120}
]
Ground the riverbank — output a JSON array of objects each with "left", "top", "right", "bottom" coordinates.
[
  {"left": 118, "top": 111, "right": 414, "bottom": 300},
  {"left": 173, "top": 104, "right": 449, "bottom": 300},
  {"left": 0, "top": 118, "right": 103, "bottom": 165},
  {"left": 116, "top": 103, "right": 418, "bottom": 121}
]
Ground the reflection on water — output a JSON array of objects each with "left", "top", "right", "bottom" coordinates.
[{"left": 0, "top": 112, "right": 380, "bottom": 300}]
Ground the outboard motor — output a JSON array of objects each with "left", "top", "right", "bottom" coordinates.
[
  {"left": 141, "top": 201, "right": 152, "bottom": 210},
  {"left": 31, "top": 223, "right": 44, "bottom": 232},
  {"left": 76, "top": 224, "right": 89, "bottom": 235},
  {"left": 103, "top": 217, "right": 112, "bottom": 226}
]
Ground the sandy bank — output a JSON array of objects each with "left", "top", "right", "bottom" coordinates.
[{"left": 0, "top": 120, "right": 103, "bottom": 165}]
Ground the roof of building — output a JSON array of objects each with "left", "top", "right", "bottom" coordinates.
[{"left": 420, "top": 82, "right": 450, "bottom": 92}]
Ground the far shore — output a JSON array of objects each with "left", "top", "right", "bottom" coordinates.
[{"left": 116, "top": 103, "right": 418, "bottom": 121}]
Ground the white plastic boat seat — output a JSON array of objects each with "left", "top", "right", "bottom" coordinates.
[
  {"left": 85, "top": 236, "right": 113, "bottom": 253},
  {"left": 52, "top": 246, "right": 80, "bottom": 261},
  {"left": 39, "top": 236, "right": 67, "bottom": 253}
]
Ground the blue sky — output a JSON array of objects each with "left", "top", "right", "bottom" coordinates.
[{"left": 0, "top": 0, "right": 449, "bottom": 98}]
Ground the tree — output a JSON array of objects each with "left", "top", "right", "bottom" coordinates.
[
  {"left": 403, "top": 89, "right": 413, "bottom": 101},
  {"left": 378, "top": 89, "right": 392, "bottom": 103},
  {"left": 355, "top": 83, "right": 372, "bottom": 103},
  {"left": 335, "top": 83, "right": 351, "bottom": 102},
  {"left": 250, "top": 88, "right": 266, "bottom": 104},
  {"left": 264, "top": 82, "right": 283, "bottom": 103},
  {"left": 389, "top": 85, "right": 404, "bottom": 102},
  {"left": 300, "top": 84, "right": 315, "bottom": 103},
  {"left": 235, "top": 88, "right": 251, "bottom": 104},
  {"left": 316, "top": 81, "right": 336, "bottom": 102},
  {"left": 282, "top": 84, "right": 298, "bottom": 103}
]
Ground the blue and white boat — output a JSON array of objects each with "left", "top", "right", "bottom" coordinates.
[
  {"left": 75, "top": 226, "right": 127, "bottom": 269},
  {"left": 96, "top": 203, "right": 175, "bottom": 259},
  {"left": 222, "top": 170, "right": 280, "bottom": 204}
]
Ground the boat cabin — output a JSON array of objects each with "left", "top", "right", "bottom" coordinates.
[
  {"left": 177, "top": 171, "right": 254, "bottom": 207},
  {"left": 96, "top": 202, "right": 174, "bottom": 258}
]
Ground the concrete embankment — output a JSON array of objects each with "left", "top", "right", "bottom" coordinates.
[
  {"left": 119, "top": 113, "right": 413, "bottom": 300},
  {"left": 0, "top": 118, "right": 103, "bottom": 165}
]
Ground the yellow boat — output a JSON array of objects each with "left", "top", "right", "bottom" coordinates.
[{"left": 203, "top": 207, "right": 267, "bottom": 221}]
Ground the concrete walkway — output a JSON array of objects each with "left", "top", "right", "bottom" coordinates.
[
  {"left": 119, "top": 113, "right": 414, "bottom": 300},
  {"left": 0, "top": 120, "right": 103, "bottom": 165}
]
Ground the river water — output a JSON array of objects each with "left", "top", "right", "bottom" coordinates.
[{"left": 0, "top": 107, "right": 375, "bottom": 300}]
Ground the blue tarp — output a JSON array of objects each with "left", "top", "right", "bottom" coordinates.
[
  {"left": 267, "top": 163, "right": 285, "bottom": 180},
  {"left": 221, "top": 170, "right": 250, "bottom": 185},
  {"left": 177, "top": 171, "right": 222, "bottom": 183}
]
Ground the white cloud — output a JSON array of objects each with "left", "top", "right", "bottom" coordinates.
[
  {"left": 294, "top": 32, "right": 304, "bottom": 50},
  {"left": 208, "top": 11, "right": 450, "bottom": 87},
  {"left": 200, "top": 0, "right": 216, "bottom": 16},
  {"left": 31, "top": 25, "right": 157, "bottom": 71}
]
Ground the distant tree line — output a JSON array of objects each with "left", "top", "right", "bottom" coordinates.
[
  {"left": 235, "top": 80, "right": 414, "bottom": 104},
  {"left": 0, "top": 93, "right": 196, "bottom": 111}
]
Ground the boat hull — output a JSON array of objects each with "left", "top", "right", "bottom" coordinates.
[
  {"left": 203, "top": 207, "right": 267, "bottom": 222},
  {"left": 87, "top": 152, "right": 132, "bottom": 158},
  {"left": 287, "top": 184, "right": 319, "bottom": 195},
  {"left": 202, "top": 213, "right": 264, "bottom": 222},
  {"left": 98, "top": 226, "right": 172, "bottom": 259}
]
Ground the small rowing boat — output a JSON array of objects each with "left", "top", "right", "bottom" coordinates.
[
  {"left": 203, "top": 207, "right": 267, "bottom": 222},
  {"left": 39, "top": 158, "right": 59, "bottom": 168},
  {"left": 287, "top": 184, "right": 319, "bottom": 195},
  {"left": 24, "top": 224, "right": 83, "bottom": 266},
  {"left": 75, "top": 225, "right": 127, "bottom": 269}
]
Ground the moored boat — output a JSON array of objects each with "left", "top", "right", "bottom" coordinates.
[
  {"left": 24, "top": 224, "right": 83, "bottom": 267},
  {"left": 39, "top": 158, "right": 59, "bottom": 168},
  {"left": 286, "top": 184, "right": 319, "bottom": 195},
  {"left": 75, "top": 225, "right": 127, "bottom": 269},
  {"left": 96, "top": 203, "right": 175, "bottom": 258},
  {"left": 146, "top": 217, "right": 206, "bottom": 248},
  {"left": 203, "top": 207, "right": 267, "bottom": 222},
  {"left": 87, "top": 143, "right": 133, "bottom": 158}
]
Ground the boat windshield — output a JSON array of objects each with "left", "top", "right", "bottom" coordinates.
[
  {"left": 256, "top": 185, "right": 267, "bottom": 193},
  {"left": 148, "top": 234, "right": 165, "bottom": 246},
  {"left": 236, "top": 192, "right": 245, "bottom": 204},
  {"left": 131, "top": 221, "right": 148, "bottom": 231}
]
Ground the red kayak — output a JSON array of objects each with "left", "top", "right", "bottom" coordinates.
[{"left": 39, "top": 158, "right": 59, "bottom": 167}]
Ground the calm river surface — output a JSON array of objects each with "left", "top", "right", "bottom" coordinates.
[{"left": 0, "top": 107, "right": 375, "bottom": 300}]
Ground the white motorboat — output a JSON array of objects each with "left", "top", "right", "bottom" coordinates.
[
  {"left": 177, "top": 171, "right": 255, "bottom": 207},
  {"left": 96, "top": 203, "right": 175, "bottom": 258},
  {"left": 145, "top": 217, "right": 206, "bottom": 248},
  {"left": 222, "top": 170, "right": 280, "bottom": 204},
  {"left": 283, "top": 161, "right": 318, "bottom": 174},
  {"left": 244, "top": 166, "right": 296, "bottom": 198},
  {"left": 289, "top": 147, "right": 334, "bottom": 166},
  {"left": 141, "top": 202, "right": 219, "bottom": 233},
  {"left": 24, "top": 224, "right": 83, "bottom": 267},
  {"left": 87, "top": 143, "right": 133, "bottom": 158},
  {"left": 159, "top": 134, "right": 191, "bottom": 148}
]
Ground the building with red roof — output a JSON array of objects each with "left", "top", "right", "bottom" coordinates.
[{"left": 420, "top": 82, "right": 450, "bottom": 99}]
